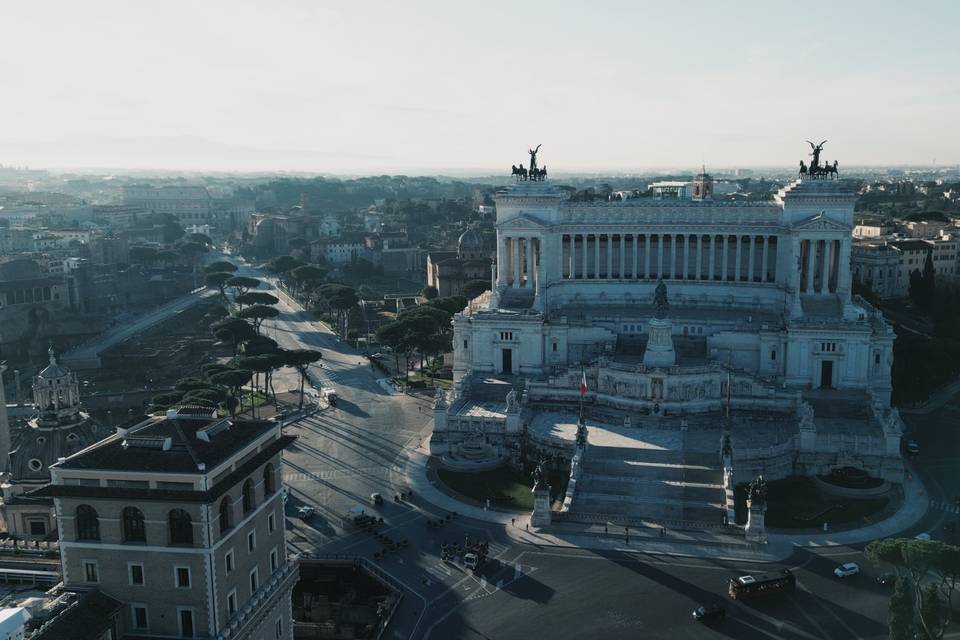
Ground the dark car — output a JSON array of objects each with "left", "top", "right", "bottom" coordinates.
[
  {"left": 692, "top": 604, "right": 726, "bottom": 622},
  {"left": 876, "top": 573, "right": 897, "bottom": 586},
  {"left": 906, "top": 440, "right": 920, "bottom": 455}
]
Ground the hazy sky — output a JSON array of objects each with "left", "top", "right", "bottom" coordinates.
[{"left": 2, "top": 1, "right": 958, "bottom": 173}]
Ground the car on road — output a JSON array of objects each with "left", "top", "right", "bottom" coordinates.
[
  {"left": 370, "top": 492, "right": 384, "bottom": 506},
  {"left": 297, "top": 506, "right": 315, "bottom": 519},
  {"left": 915, "top": 532, "right": 931, "bottom": 541},
  {"left": 692, "top": 604, "right": 726, "bottom": 622},
  {"left": 906, "top": 440, "right": 920, "bottom": 455},
  {"left": 876, "top": 573, "right": 897, "bottom": 586},
  {"left": 834, "top": 562, "right": 861, "bottom": 578},
  {"left": 463, "top": 553, "right": 479, "bottom": 571}
]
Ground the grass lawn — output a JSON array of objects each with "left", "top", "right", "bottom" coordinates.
[
  {"left": 437, "top": 465, "right": 567, "bottom": 511},
  {"left": 735, "top": 476, "right": 891, "bottom": 530}
]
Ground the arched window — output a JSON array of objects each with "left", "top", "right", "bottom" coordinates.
[
  {"left": 263, "top": 463, "right": 275, "bottom": 496},
  {"left": 219, "top": 498, "right": 232, "bottom": 534},
  {"left": 122, "top": 507, "right": 146, "bottom": 543},
  {"left": 76, "top": 505, "right": 99, "bottom": 541},
  {"left": 242, "top": 479, "right": 255, "bottom": 514},
  {"left": 168, "top": 509, "right": 193, "bottom": 546}
]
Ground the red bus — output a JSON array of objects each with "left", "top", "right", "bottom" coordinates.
[{"left": 728, "top": 569, "right": 796, "bottom": 600}]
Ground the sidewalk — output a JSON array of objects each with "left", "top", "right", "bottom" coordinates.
[{"left": 401, "top": 445, "right": 931, "bottom": 562}]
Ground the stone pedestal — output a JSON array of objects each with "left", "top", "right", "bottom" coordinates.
[
  {"left": 530, "top": 484, "right": 552, "bottom": 528},
  {"left": 643, "top": 317, "right": 676, "bottom": 368},
  {"left": 744, "top": 498, "right": 767, "bottom": 544}
]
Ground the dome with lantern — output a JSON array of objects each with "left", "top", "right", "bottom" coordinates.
[{"left": 457, "top": 225, "right": 484, "bottom": 260}]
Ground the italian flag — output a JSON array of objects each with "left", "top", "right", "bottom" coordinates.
[{"left": 580, "top": 370, "right": 588, "bottom": 397}]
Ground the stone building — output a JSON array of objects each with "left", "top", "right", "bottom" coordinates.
[
  {"left": 433, "top": 152, "right": 905, "bottom": 528},
  {"left": 425, "top": 226, "right": 491, "bottom": 297},
  {"left": 31, "top": 406, "right": 297, "bottom": 639},
  {"left": 0, "top": 349, "right": 105, "bottom": 540}
]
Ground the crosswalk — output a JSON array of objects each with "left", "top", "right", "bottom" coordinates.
[
  {"left": 931, "top": 500, "right": 960, "bottom": 515},
  {"left": 420, "top": 540, "right": 514, "bottom": 587},
  {"left": 283, "top": 464, "right": 402, "bottom": 483}
]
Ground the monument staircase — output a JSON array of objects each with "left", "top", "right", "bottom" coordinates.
[{"left": 568, "top": 440, "right": 727, "bottom": 529}]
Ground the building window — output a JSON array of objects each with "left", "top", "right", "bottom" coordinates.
[
  {"left": 131, "top": 604, "right": 148, "bottom": 630},
  {"left": 129, "top": 563, "right": 145, "bottom": 586},
  {"left": 76, "top": 505, "right": 99, "bottom": 541},
  {"left": 249, "top": 567, "right": 259, "bottom": 594},
  {"left": 219, "top": 497, "right": 233, "bottom": 534},
  {"left": 248, "top": 530, "right": 256, "bottom": 552},
  {"left": 770, "top": 350, "right": 777, "bottom": 361},
  {"left": 83, "top": 560, "right": 99, "bottom": 583},
  {"left": 552, "top": 342, "right": 557, "bottom": 352},
  {"left": 227, "top": 590, "right": 237, "bottom": 616},
  {"left": 27, "top": 458, "right": 43, "bottom": 472},
  {"left": 263, "top": 463, "right": 275, "bottom": 496},
  {"left": 122, "top": 507, "right": 146, "bottom": 543},
  {"left": 175, "top": 566, "right": 191, "bottom": 588},
  {"left": 29, "top": 520, "right": 46, "bottom": 536},
  {"left": 270, "top": 547, "right": 279, "bottom": 573},
  {"left": 169, "top": 509, "right": 194, "bottom": 546},
  {"left": 225, "top": 549, "right": 235, "bottom": 574},
  {"left": 178, "top": 608, "right": 195, "bottom": 638},
  {"left": 242, "top": 479, "right": 255, "bottom": 513},
  {"left": 268, "top": 513, "right": 275, "bottom": 534}
]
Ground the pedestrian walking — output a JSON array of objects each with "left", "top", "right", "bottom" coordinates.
[
  {"left": 604, "top": 525, "right": 608, "bottom": 536},
  {"left": 511, "top": 518, "right": 516, "bottom": 527},
  {"left": 525, "top": 523, "right": 529, "bottom": 531}
]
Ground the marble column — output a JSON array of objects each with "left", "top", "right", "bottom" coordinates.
[
  {"left": 560, "top": 235, "right": 567, "bottom": 279},
  {"left": 606, "top": 234, "right": 612, "bottom": 279},
  {"left": 721, "top": 235, "right": 729, "bottom": 281},
  {"left": 694, "top": 233, "right": 703, "bottom": 280},
  {"left": 681, "top": 235, "right": 688, "bottom": 280},
  {"left": 748, "top": 236, "right": 755, "bottom": 282},
  {"left": 709, "top": 235, "right": 716, "bottom": 280},
  {"left": 644, "top": 235, "right": 652, "bottom": 279},
  {"left": 632, "top": 234, "right": 639, "bottom": 279},
  {"left": 819, "top": 239, "right": 829, "bottom": 294},
  {"left": 735, "top": 235, "right": 742, "bottom": 282},
  {"left": 571, "top": 235, "right": 578, "bottom": 279},
  {"left": 497, "top": 234, "right": 507, "bottom": 284},
  {"left": 619, "top": 234, "right": 625, "bottom": 279},
  {"left": 805, "top": 239, "right": 816, "bottom": 293},
  {"left": 582, "top": 234, "right": 589, "bottom": 279},
  {"left": 838, "top": 238, "right": 852, "bottom": 293},
  {"left": 657, "top": 234, "right": 664, "bottom": 279},
  {"left": 761, "top": 236, "right": 770, "bottom": 283},
  {"left": 593, "top": 235, "right": 600, "bottom": 279}
]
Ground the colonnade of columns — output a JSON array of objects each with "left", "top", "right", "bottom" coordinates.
[
  {"left": 798, "top": 238, "right": 845, "bottom": 294},
  {"left": 555, "top": 233, "right": 778, "bottom": 284},
  {"left": 498, "top": 236, "right": 540, "bottom": 288}
]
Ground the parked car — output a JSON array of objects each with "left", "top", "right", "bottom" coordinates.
[
  {"left": 297, "top": 506, "right": 315, "bottom": 519},
  {"left": 371, "top": 492, "right": 384, "bottom": 506},
  {"left": 834, "top": 562, "right": 861, "bottom": 578},
  {"left": 692, "top": 604, "right": 727, "bottom": 622}
]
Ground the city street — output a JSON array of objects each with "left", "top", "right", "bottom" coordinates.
[{"left": 226, "top": 258, "right": 918, "bottom": 640}]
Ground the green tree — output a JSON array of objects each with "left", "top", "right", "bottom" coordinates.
[
  {"left": 235, "top": 291, "right": 279, "bottom": 307},
  {"left": 148, "top": 391, "right": 184, "bottom": 412},
  {"left": 205, "top": 271, "right": 234, "bottom": 300},
  {"left": 866, "top": 538, "right": 960, "bottom": 640},
  {"left": 888, "top": 578, "right": 915, "bottom": 640},
  {"left": 316, "top": 284, "right": 358, "bottom": 336},
  {"left": 225, "top": 276, "right": 261, "bottom": 309},
  {"left": 129, "top": 245, "right": 158, "bottom": 266},
  {"left": 239, "top": 304, "right": 280, "bottom": 333},
  {"left": 209, "top": 369, "right": 252, "bottom": 416},
  {"left": 420, "top": 285, "right": 439, "bottom": 300},
  {"left": 281, "top": 349, "right": 322, "bottom": 409},
  {"left": 211, "top": 317, "right": 257, "bottom": 355},
  {"left": 922, "top": 250, "right": 937, "bottom": 304},
  {"left": 204, "top": 260, "right": 237, "bottom": 275},
  {"left": 291, "top": 265, "right": 327, "bottom": 294},
  {"left": 265, "top": 255, "right": 305, "bottom": 288},
  {"left": 461, "top": 279, "right": 491, "bottom": 300},
  {"left": 909, "top": 269, "right": 925, "bottom": 308},
  {"left": 427, "top": 296, "right": 468, "bottom": 316}
]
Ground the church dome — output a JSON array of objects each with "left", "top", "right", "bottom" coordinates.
[{"left": 457, "top": 226, "right": 483, "bottom": 258}]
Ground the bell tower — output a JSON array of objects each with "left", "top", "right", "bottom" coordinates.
[{"left": 692, "top": 165, "right": 714, "bottom": 201}]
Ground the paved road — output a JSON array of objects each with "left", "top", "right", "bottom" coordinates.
[{"left": 225, "top": 257, "right": 912, "bottom": 640}]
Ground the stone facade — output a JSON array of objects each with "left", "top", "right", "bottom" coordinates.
[{"left": 433, "top": 171, "right": 904, "bottom": 524}]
